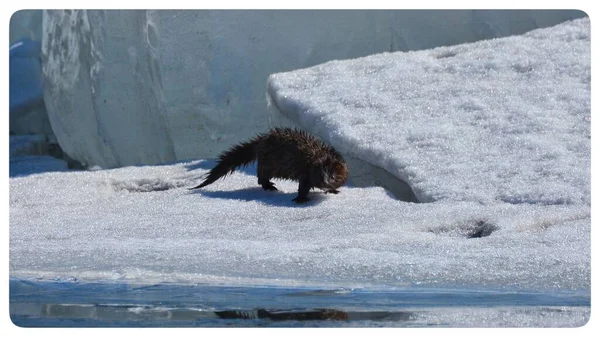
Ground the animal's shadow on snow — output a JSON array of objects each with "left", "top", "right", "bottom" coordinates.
[
  {"left": 192, "top": 187, "right": 327, "bottom": 207},
  {"left": 186, "top": 160, "right": 329, "bottom": 207}
]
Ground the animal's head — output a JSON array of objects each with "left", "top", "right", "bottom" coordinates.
[{"left": 312, "top": 157, "right": 348, "bottom": 190}]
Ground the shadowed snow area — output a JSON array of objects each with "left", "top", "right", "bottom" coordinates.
[{"left": 10, "top": 17, "right": 589, "bottom": 310}]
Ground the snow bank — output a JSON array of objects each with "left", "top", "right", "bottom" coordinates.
[
  {"left": 9, "top": 11, "right": 54, "bottom": 138},
  {"left": 267, "top": 18, "right": 591, "bottom": 205},
  {"left": 9, "top": 135, "right": 69, "bottom": 177},
  {"left": 40, "top": 10, "right": 585, "bottom": 168},
  {"left": 9, "top": 155, "right": 69, "bottom": 177},
  {"left": 9, "top": 38, "right": 55, "bottom": 137},
  {"left": 10, "top": 134, "right": 46, "bottom": 157},
  {"left": 9, "top": 10, "right": 43, "bottom": 44}
]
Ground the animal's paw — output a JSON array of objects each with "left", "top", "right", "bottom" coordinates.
[
  {"left": 261, "top": 183, "right": 278, "bottom": 191},
  {"left": 292, "top": 196, "right": 310, "bottom": 203},
  {"left": 325, "top": 189, "right": 340, "bottom": 194}
]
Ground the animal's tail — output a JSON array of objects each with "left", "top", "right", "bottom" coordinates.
[{"left": 189, "top": 137, "right": 259, "bottom": 189}]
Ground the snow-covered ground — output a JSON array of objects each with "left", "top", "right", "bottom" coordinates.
[
  {"left": 9, "top": 160, "right": 590, "bottom": 291},
  {"left": 9, "top": 18, "right": 590, "bottom": 326}
]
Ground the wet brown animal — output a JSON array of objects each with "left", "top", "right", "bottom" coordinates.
[{"left": 190, "top": 127, "right": 348, "bottom": 203}]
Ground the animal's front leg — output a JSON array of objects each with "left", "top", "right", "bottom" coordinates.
[{"left": 292, "top": 176, "right": 311, "bottom": 203}]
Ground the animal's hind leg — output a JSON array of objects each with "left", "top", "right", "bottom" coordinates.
[
  {"left": 258, "top": 177, "right": 277, "bottom": 191},
  {"left": 257, "top": 161, "right": 278, "bottom": 191}
]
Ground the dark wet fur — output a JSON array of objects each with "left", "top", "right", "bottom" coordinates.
[{"left": 190, "top": 128, "right": 348, "bottom": 203}]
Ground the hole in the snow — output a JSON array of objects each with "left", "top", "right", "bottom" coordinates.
[
  {"left": 428, "top": 219, "right": 499, "bottom": 239},
  {"left": 110, "top": 178, "right": 187, "bottom": 193},
  {"left": 467, "top": 220, "right": 498, "bottom": 238}
]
